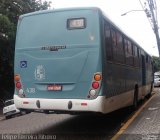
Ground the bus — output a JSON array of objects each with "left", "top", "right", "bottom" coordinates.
[{"left": 14, "top": 7, "right": 153, "bottom": 114}]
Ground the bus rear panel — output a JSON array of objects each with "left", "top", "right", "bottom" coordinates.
[{"left": 14, "top": 8, "right": 105, "bottom": 113}]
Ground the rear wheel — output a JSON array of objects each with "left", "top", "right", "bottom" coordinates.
[
  {"left": 20, "top": 109, "right": 31, "bottom": 115},
  {"left": 21, "top": 110, "right": 26, "bottom": 115},
  {"left": 146, "top": 82, "right": 153, "bottom": 99},
  {"left": 44, "top": 110, "right": 50, "bottom": 114},
  {"left": 5, "top": 116, "right": 11, "bottom": 119}
]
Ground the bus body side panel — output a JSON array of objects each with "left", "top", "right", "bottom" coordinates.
[{"left": 101, "top": 17, "right": 153, "bottom": 111}]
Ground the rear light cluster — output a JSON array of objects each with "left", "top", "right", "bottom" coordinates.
[
  {"left": 14, "top": 74, "right": 25, "bottom": 98},
  {"left": 88, "top": 72, "right": 102, "bottom": 98}
]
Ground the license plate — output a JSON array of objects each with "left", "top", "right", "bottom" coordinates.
[{"left": 47, "top": 85, "right": 62, "bottom": 91}]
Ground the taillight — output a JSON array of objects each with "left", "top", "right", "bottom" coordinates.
[
  {"left": 16, "top": 82, "right": 21, "bottom": 89},
  {"left": 88, "top": 72, "right": 102, "bottom": 98},
  {"left": 14, "top": 74, "right": 21, "bottom": 89},
  {"left": 14, "top": 75, "right": 20, "bottom": 81},
  {"left": 14, "top": 74, "right": 25, "bottom": 98},
  {"left": 94, "top": 74, "right": 101, "bottom": 81},
  {"left": 92, "top": 82, "right": 99, "bottom": 89}
]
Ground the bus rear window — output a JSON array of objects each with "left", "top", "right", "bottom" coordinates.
[{"left": 67, "top": 18, "right": 86, "bottom": 29}]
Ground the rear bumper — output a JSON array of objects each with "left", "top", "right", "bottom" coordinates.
[{"left": 14, "top": 95, "right": 105, "bottom": 113}]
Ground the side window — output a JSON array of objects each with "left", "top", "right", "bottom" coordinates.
[
  {"left": 110, "top": 28, "right": 125, "bottom": 63},
  {"left": 105, "top": 24, "right": 112, "bottom": 60},
  {"left": 125, "top": 39, "right": 133, "bottom": 65},
  {"left": 133, "top": 45, "right": 140, "bottom": 67},
  {"left": 146, "top": 55, "right": 149, "bottom": 63},
  {"left": 134, "top": 46, "right": 137, "bottom": 57},
  {"left": 128, "top": 41, "right": 133, "bottom": 55},
  {"left": 111, "top": 29, "right": 117, "bottom": 47},
  {"left": 116, "top": 32, "right": 124, "bottom": 63},
  {"left": 105, "top": 25, "right": 110, "bottom": 38},
  {"left": 117, "top": 32, "right": 123, "bottom": 48},
  {"left": 124, "top": 39, "right": 129, "bottom": 57},
  {"left": 137, "top": 48, "right": 139, "bottom": 58},
  {"left": 134, "top": 46, "right": 140, "bottom": 58}
]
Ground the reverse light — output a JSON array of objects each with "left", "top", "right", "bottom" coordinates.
[
  {"left": 18, "top": 89, "right": 25, "bottom": 97},
  {"left": 89, "top": 89, "right": 96, "bottom": 96},
  {"left": 92, "top": 82, "right": 99, "bottom": 89},
  {"left": 19, "top": 89, "right": 24, "bottom": 94}
]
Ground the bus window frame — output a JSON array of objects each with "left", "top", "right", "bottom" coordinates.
[
  {"left": 104, "top": 23, "right": 113, "bottom": 61},
  {"left": 67, "top": 17, "right": 86, "bottom": 30}
]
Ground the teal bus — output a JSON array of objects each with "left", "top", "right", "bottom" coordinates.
[{"left": 14, "top": 7, "right": 153, "bottom": 114}]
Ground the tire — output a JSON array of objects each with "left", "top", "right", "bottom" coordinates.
[
  {"left": 21, "top": 111, "right": 26, "bottom": 115},
  {"left": 146, "top": 83, "right": 153, "bottom": 99},
  {"left": 44, "top": 110, "right": 49, "bottom": 114},
  {"left": 5, "top": 116, "right": 11, "bottom": 119},
  {"left": 20, "top": 109, "right": 27, "bottom": 115}
]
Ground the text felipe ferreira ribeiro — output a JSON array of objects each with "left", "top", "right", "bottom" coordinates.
[{"left": 1, "top": 134, "right": 56, "bottom": 140}]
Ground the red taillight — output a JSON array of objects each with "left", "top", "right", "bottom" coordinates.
[
  {"left": 23, "top": 101, "right": 29, "bottom": 104},
  {"left": 81, "top": 103, "right": 87, "bottom": 106},
  {"left": 16, "top": 82, "right": 21, "bottom": 89},
  {"left": 92, "top": 82, "right": 99, "bottom": 89}
]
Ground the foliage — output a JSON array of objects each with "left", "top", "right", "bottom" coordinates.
[
  {"left": 152, "top": 56, "right": 160, "bottom": 72},
  {"left": 0, "top": 0, "right": 51, "bottom": 101},
  {"left": 0, "top": 0, "right": 51, "bottom": 24},
  {"left": 0, "top": 15, "right": 15, "bottom": 41}
]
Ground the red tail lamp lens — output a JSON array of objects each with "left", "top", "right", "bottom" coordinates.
[
  {"left": 16, "top": 82, "right": 22, "bottom": 89},
  {"left": 92, "top": 82, "right": 99, "bottom": 89},
  {"left": 81, "top": 103, "right": 87, "bottom": 106}
]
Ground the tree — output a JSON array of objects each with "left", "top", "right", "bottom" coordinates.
[
  {"left": 0, "top": 0, "right": 51, "bottom": 100},
  {"left": 0, "top": 15, "right": 15, "bottom": 41},
  {"left": 152, "top": 56, "right": 160, "bottom": 72},
  {"left": 0, "top": 0, "right": 51, "bottom": 24}
]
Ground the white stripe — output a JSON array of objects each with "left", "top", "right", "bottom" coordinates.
[{"left": 14, "top": 84, "right": 151, "bottom": 114}]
